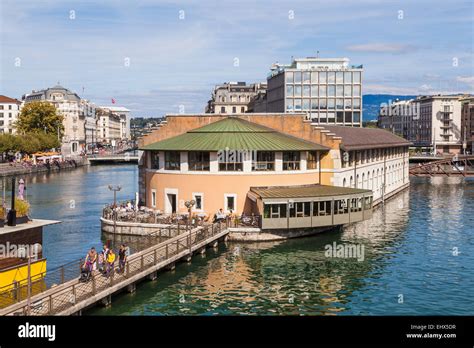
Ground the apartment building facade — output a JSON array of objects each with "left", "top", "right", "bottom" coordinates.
[
  {"left": 205, "top": 82, "right": 267, "bottom": 114},
  {"left": 461, "top": 96, "right": 474, "bottom": 153},
  {"left": 378, "top": 94, "right": 469, "bottom": 154},
  {"left": 23, "top": 85, "right": 96, "bottom": 155},
  {"left": 264, "top": 57, "right": 363, "bottom": 126},
  {"left": 0, "top": 95, "right": 21, "bottom": 134}
]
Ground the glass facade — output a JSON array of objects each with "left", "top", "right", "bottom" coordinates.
[{"left": 284, "top": 69, "right": 362, "bottom": 125}]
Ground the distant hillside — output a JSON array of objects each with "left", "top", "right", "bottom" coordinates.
[{"left": 363, "top": 94, "right": 416, "bottom": 121}]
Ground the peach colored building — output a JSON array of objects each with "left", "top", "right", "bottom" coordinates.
[{"left": 138, "top": 114, "right": 410, "bottom": 230}]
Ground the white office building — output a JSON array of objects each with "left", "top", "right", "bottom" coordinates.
[{"left": 265, "top": 56, "right": 363, "bottom": 126}]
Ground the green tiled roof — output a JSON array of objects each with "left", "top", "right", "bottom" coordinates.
[
  {"left": 250, "top": 184, "right": 371, "bottom": 199},
  {"left": 141, "top": 118, "right": 329, "bottom": 152}
]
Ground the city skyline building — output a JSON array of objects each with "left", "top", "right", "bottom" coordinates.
[{"left": 263, "top": 57, "right": 363, "bottom": 127}]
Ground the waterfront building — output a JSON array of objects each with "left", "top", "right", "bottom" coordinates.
[
  {"left": 262, "top": 57, "right": 363, "bottom": 126},
  {"left": 97, "top": 106, "right": 131, "bottom": 142},
  {"left": 96, "top": 107, "right": 122, "bottom": 144},
  {"left": 205, "top": 82, "right": 267, "bottom": 114},
  {"left": 138, "top": 113, "right": 409, "bottom": 231},
  {"left": 0, "top": 95, "right": 21, "bottom": 134},
  {"left": 460, "top": 96, "right": 474, "bottom": 153},
  {"left": 22, "top": 85, "right": 96, "bottom": 155},
  {"left": 378, "top": 94, "right": 470, "bottom": 154}
]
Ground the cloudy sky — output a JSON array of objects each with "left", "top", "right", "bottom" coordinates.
[{"left": 0, "top": 0, "right": 472, "bottom": 116}]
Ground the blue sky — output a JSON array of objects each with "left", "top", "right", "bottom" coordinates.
[{"left": 0, "top": 0, "right": 473, "bottom": 116}]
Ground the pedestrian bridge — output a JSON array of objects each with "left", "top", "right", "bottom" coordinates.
[
  {"left": 88, "top": 154, "right": 139, "bottom": 164},
  {"left": 409, "top": 155, "right": 474, "bottom": 177},
  {"left": 0, "top": 222, "right": 229, "bottom": 316}
]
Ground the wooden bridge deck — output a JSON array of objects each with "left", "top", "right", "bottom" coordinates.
[{"left": 0, "top": 222, "right": 229, "bottom": 316}]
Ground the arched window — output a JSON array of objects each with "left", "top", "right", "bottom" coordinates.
[
  {"left": 343, "top": 178, "right": 346, "bottom": 187},
  {"left": 350, "top": 176, "right": 353, "bottom": 188}
]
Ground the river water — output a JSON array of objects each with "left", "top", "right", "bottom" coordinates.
[{"left": 14, "top": 165, "right": 474, "bottom": 315}]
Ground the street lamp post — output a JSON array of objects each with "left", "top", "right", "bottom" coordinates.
[
  {"left": 19, "top": 243, "right": 42, "bottom": 315},
  {"left": 184, "top": 200, "right": 195, "bottom": 253},
  {"left": 108, "top": 185, "right": 122, "bottom": 247}
]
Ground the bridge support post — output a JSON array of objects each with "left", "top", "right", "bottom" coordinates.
[
  {"left": 126, "top": 283, "right": 136, "bottom": 293},
  {"left": 101, "top": 295, "right": 112, "bottom": 307},
  {"left": 166, "top": 262, "right": 175, "bottom": 271},
  {"left": 198, "top": 247, "right": 206, "bottom": 256},
  {"left": 211, "top": 241, "right": 218, "bottom": 249},
  {"left": 183, "top": 254, "right": 192, "bottom": 263},
  {"left": 147, "top": 271, "right": 158, "bottom": 281}
]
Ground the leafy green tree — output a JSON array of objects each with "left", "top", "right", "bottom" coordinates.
[
  {"left": 15, "top": 101, "right": 64, "bottom": 136},
  {"left": 0, "top": 134, "right": 21, "bottom": 154}
]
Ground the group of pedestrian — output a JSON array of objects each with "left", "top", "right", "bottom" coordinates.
[{"left": 81, "top": 244, "right": 130, "bottom": 281}]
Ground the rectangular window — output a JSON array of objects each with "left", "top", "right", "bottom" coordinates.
[
  {"left": 188, "top": 151, "right": 210, "bottom": 171},
  {"left": 334, "top": 199, "right": 349, "bottom": 214},
  {"left": 303, "top": 72, "right": 311, "bottom": 83},
  {"left": 345, "top": 112, "right": 352, "bottom": 123},
  {"left": 290, "top": 202, "right": 310, "bottom": 217},
  {"left": 353, "top": 71, "right": 361, "bottom": 83},
  {"left": 303, "top": 85, "right": 310, "bottom": 97},
  {"left": 327, "top": 85, "right": 335, "bottom": 97},
  {"left": 253, "top": 151, "right": 275, "bottom": 171},
  {"left": 294, "top": 99, "right": 302, "bottom": 111},
  {"left": 319, "top": 85, "right": 326, "bottom": 97},
  {"left": 311, "top": 72, "right": 318, "bottom": 83},
  {"left": 336, "top": 72, "right": 344, "bottom": 84},
  {"left": 264, "top": 203, "right": 288, "bottom": 219},
  {"left": 294, "top": 71, "right": 302, "bottom": 83},
  {"left": 192, "top": 193, "right": 203, "bottom": 210},
  {"left": 311, "top": 85, "right": 318, "bottom": 97},
  {"left": 319, "top": 72, "right": 327, "bottom": 84},
  {"left": 232, "top": 106, "right": 236, "bottom": 113},
  {"left": 283, "top": 151, "right": 300, "bottom": 170},
  {"left": 344, "top": 99, "right": 352, "bottom": 109},
  {"left": 344, "top": 72, "right": 352, "bottom": 84},
  {"left": 319, "top": 98, "right": 327, "bottom": 110},
  {"left": 286, "top": 71, "right": 294, "bottom": 83},
  {"left": 286, "top": 99, "right": 294, "bottom": 111},
  {"left": 307, "top": 151, "right": 318, "bottom": 169},
  {"left": 313, "top": 201, "right": 332, "bottom": 216},
  {"left": 311, "top": 99, "right": 319, "bottom": 110},
  {"left": 353, "top": 111, "right": 361, "bottom": 123},
  {"left": 151, "top": 151, "right": 160, "bottom": 169},
  {"left": 336, "top": 99, "right": 344, "bottom": 110},
  {"left": 294, "top": 85, "right": 302, "bottom": 97},
  {"left": 225, "top": 195, "right": 236, "bottom": 212},
  {"left": 165, "top": 151, "right": 181, "bottom": 170},
  {"left": 353, "top": 85, "right": 361, "bottom": 96},
  {"left": 218, "top": 150, "right": 243, "bottom": 171},
  {"left": 327, "top": 99, "right": 335, "bottom": 110},
  {"left": 344, "top": 85, "right": 352, "bottom": 97},
  {"left": 353, "top": 98, "right": 361, "bottom": 109},
  {"left": 327, "top": 72, "right": 335, "bottom": 84},
  {"left": 302, "top": 99, "right": 310, "bottom": 110},
  {"left": 336, "top": 85, "right": 343, "bottom": 97},
  {"left": 337, "top": 111, "right": 344, "bottom": 123},
  {"left": 151, "top": 190, "right": 156, "bottom": 208},
  {"left": 286, "top": 85, "right": 294, "bottom": 97}
]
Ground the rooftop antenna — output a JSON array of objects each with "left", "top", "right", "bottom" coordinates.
[{"left": 316, "top": 51, "right": 320, "bottom": 58}]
